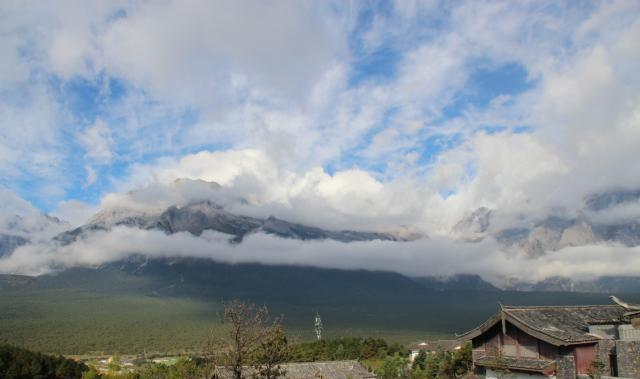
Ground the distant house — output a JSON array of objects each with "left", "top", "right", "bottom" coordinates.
[
  {"left": 212, "top": 360, "right": 376, "bottom": 379},
  {"left": 409, "top": 340, "right": 461, "bottom": 361},
  {"left": 457, "top": 303, "right": 640, "bottom": 379}
]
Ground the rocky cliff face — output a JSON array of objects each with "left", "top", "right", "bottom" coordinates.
[
  {"left": 585, "top": 188, "right": 640, "bottom": 211},
  {"left": 55, "top": 200, "right": 402, "bottom": 245},
  {"left": 505, "top": 275, "right": 640, "bottom": 293},
  {"left": 453, "top": 188, "right": 640, "bottom": 256},
  {"left": 453, "top": 207, "right": 493, "bottom": 241},
  {"left": 0, "top": 213, "right": 69, "bottom": 257},
  {"left": 0, "top": 234, "right": 28, "bottom": 258}
]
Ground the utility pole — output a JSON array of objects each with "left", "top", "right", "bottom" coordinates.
[{"left": 314, "top": 312, "right": 323, "bottom": 341}]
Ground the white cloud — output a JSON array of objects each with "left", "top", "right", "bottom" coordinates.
[
  {"left": 2, "top": 226, "right": 639, "bottom": 286},
  {"left": 78, "top": 119, "right": 114, "bottom": 164},
  {"left": 51, "top": 199, "right": 96, "bottom": 228},
  {"left": 83, "top": 165, "right": 98, "bottom": 188},
  {"left": 0, "top": 188, "right": 68, "bottom": 239},
  {"left": 98, "top": 0, "right": 345, "bottom": 104},
  {"left": 0, "top": 85, "right": 69, "bottom": 199},
  {"left": 94, "top": 150, "right": 427, "bottom": 236}
]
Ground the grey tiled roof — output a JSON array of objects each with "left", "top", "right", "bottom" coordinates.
[
  {"left": 474, "top": 355, "right": 555, "bottom": 373},
  {"left": 503, "top": 305, "right": 627, "bottom": 343},
  {"left": 213, "top": 361, "right": 376, "bottom": 379},
  {"left": 458, "top": 304, "right": 629, "bottom": 346}
]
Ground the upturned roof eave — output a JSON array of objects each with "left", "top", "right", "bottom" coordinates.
[{"left": 456, "top": 309, "right": 603, "bottom": 347}]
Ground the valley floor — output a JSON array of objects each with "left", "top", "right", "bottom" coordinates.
[{"left": 1, "top": 287, "right": 637, "bottom": 355}]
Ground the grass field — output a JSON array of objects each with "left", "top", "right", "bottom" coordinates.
[{"left": 2, "top": 286, "right": 637, "bottom": 355}]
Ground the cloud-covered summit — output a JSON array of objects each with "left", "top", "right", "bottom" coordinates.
[
  {"left": 0, "top": 2, "right": 639, "bottom": 283},
  {"left": 2, "top": 177, "right": 640, "bottom": 286}
]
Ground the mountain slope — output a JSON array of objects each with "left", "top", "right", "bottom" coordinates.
[
  {"left": 35, "top": 257, "right": 430, "bottom": 303},
  {"left": 25, "top": 257, "right": 640, "bottom": 297},
  {"left": 0, "top": 234, "right": 28, "bottom": 258},
  {"left": 414, "top": 274, "right": 499, "bottom": 292}
]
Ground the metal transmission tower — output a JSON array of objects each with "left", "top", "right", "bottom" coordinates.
[{"left": 314, "top": 312, "right": 323, "bottom": 341}]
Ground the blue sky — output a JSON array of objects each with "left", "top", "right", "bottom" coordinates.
[
  {"left": 0, "top": 0, "right": 639, "bottom": 224},
  {"left": 2, "top": 1, "right": 640, "bottom": 281}
]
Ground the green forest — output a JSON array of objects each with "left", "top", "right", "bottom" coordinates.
[
  {"left": 0, "top": 344, "right": 88, "bottom": 379},
  {"left": 0, "top": 300, "right": 475, "bottom": 379},
  {"left": 0, "top": 340, "right": 472, "bottom": 379},
  {"left": 1, "top": 283, "right": 628, "bottom": 355}
]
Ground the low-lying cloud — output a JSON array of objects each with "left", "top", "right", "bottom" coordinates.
[{"left": 2, "top": 226, "right": 639, "bottom": 287}]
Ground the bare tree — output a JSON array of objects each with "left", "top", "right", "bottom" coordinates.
[{"left": 213, "top": 300, "right": 288, "bottom": 379}]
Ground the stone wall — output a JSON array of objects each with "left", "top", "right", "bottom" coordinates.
[
  {"left": 619, "top": 325, "right": 640, "bottom": 341},
  {"left": 596, "top": 340, "right": 616, "bottom": 376},
  {"left": 556, "top": 352, "right": 576, "bottom": 379},
  {"left": 616, "top": 340, "right": 640, "bottom": 378}
]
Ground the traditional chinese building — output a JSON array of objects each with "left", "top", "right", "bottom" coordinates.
[{"left": 458, "top": 302, "right": 640, "bottom": 379}]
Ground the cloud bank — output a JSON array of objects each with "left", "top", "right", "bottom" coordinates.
[{"left": 2, "top": 226, "right": 639, "bottom": 287}]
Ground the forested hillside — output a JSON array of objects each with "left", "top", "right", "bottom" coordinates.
[{"left": 0, "top": 344, "right": 87, "bottom": 379}]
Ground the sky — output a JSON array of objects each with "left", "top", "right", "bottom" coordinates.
[{"left": 1, "top": 1, "right": 640, "bottom": 282}]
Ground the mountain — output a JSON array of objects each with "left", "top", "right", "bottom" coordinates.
[
  {"left": 55, "top": 200, "right": 401, "bottom": 245},
  {"left": 453, "top": 188, "right": 640, "bottom": 256},
  {"left": 0, "top": 214, "right": 69, "bottom": 257},
  {"left": 10, "top": 257, "right": 639, "bottom": 300},
  {"left": 0, "top": 234, "right": 28, "bottom": 258},
  {"left": 0, "top": 213, "right": 69, "bottom": 258},
  {"left": 453, "top": 207, "right": 493, "bottom": 241},
  {"left": 33, "top": 257, "right": 432, "bottom": 302},
  {"left": 585, "top": 188, "right": 640, "bottom": 211},
  {"left": 505, "top": 276, "right": 640, "bottom": 293},
  {"left": 2, "top": 182, "right": 640, "bottom": 295},
  {"left": 414, "top": 274, "right": 499, "bottom": 292},
  {"left": 494, "top": 216, "right": 601, "bottom": 257}
]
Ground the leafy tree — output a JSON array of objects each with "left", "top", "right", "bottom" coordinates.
[
  {"left": 252, "top": 325, "right": 290, "bottom": 379},
  {"left": 450, "top": 343, "right": 472, "bottom": 377},
  {"left": 289, "top": 337, "right": 404, "bottom": 362},
  {"left": 411, "top": 350, "right": 427, "bottom": 371},
  {"left": 376, "top": 353, "right": 409, "bottom": 379},
  {"left": 0, "top": 343, "right": 88, "bottom": 379},
  {"left": 437, "top": 350, "right": 453, "bottom": 378},
  {"left": 333, "top": 344, "right": 346, "bottom": 360},
  {"left": 409, "top": 366, "right": 425, "bottom": 379},
  {"left": 423, "top": 353, "right": 439, "bottom": 379},
  {"left": 81, "top": 366, "right": 101, "bottom": 379},
  {"left": 587, "top": 358, "right": 606, "bottom": 379},
  {"left": 108, "top": 353, "right": 122, "bottom": 373}
]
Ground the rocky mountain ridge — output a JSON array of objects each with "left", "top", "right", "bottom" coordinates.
[
  {"left": 54, "top": 200, "right": 402, "bottom": 245},
  {"left": 453, "top": 188, "right": 640, "bottom": 256},
  {"left": 1, "top": 184, "right": 639, "bottom": 293},
  {"left": 0, "top": 213, "right": 69, "bottom": 258}
]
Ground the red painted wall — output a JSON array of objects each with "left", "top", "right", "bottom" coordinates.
[{"left": 574, "top": 344, "right": 597, "bottom": 375}]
